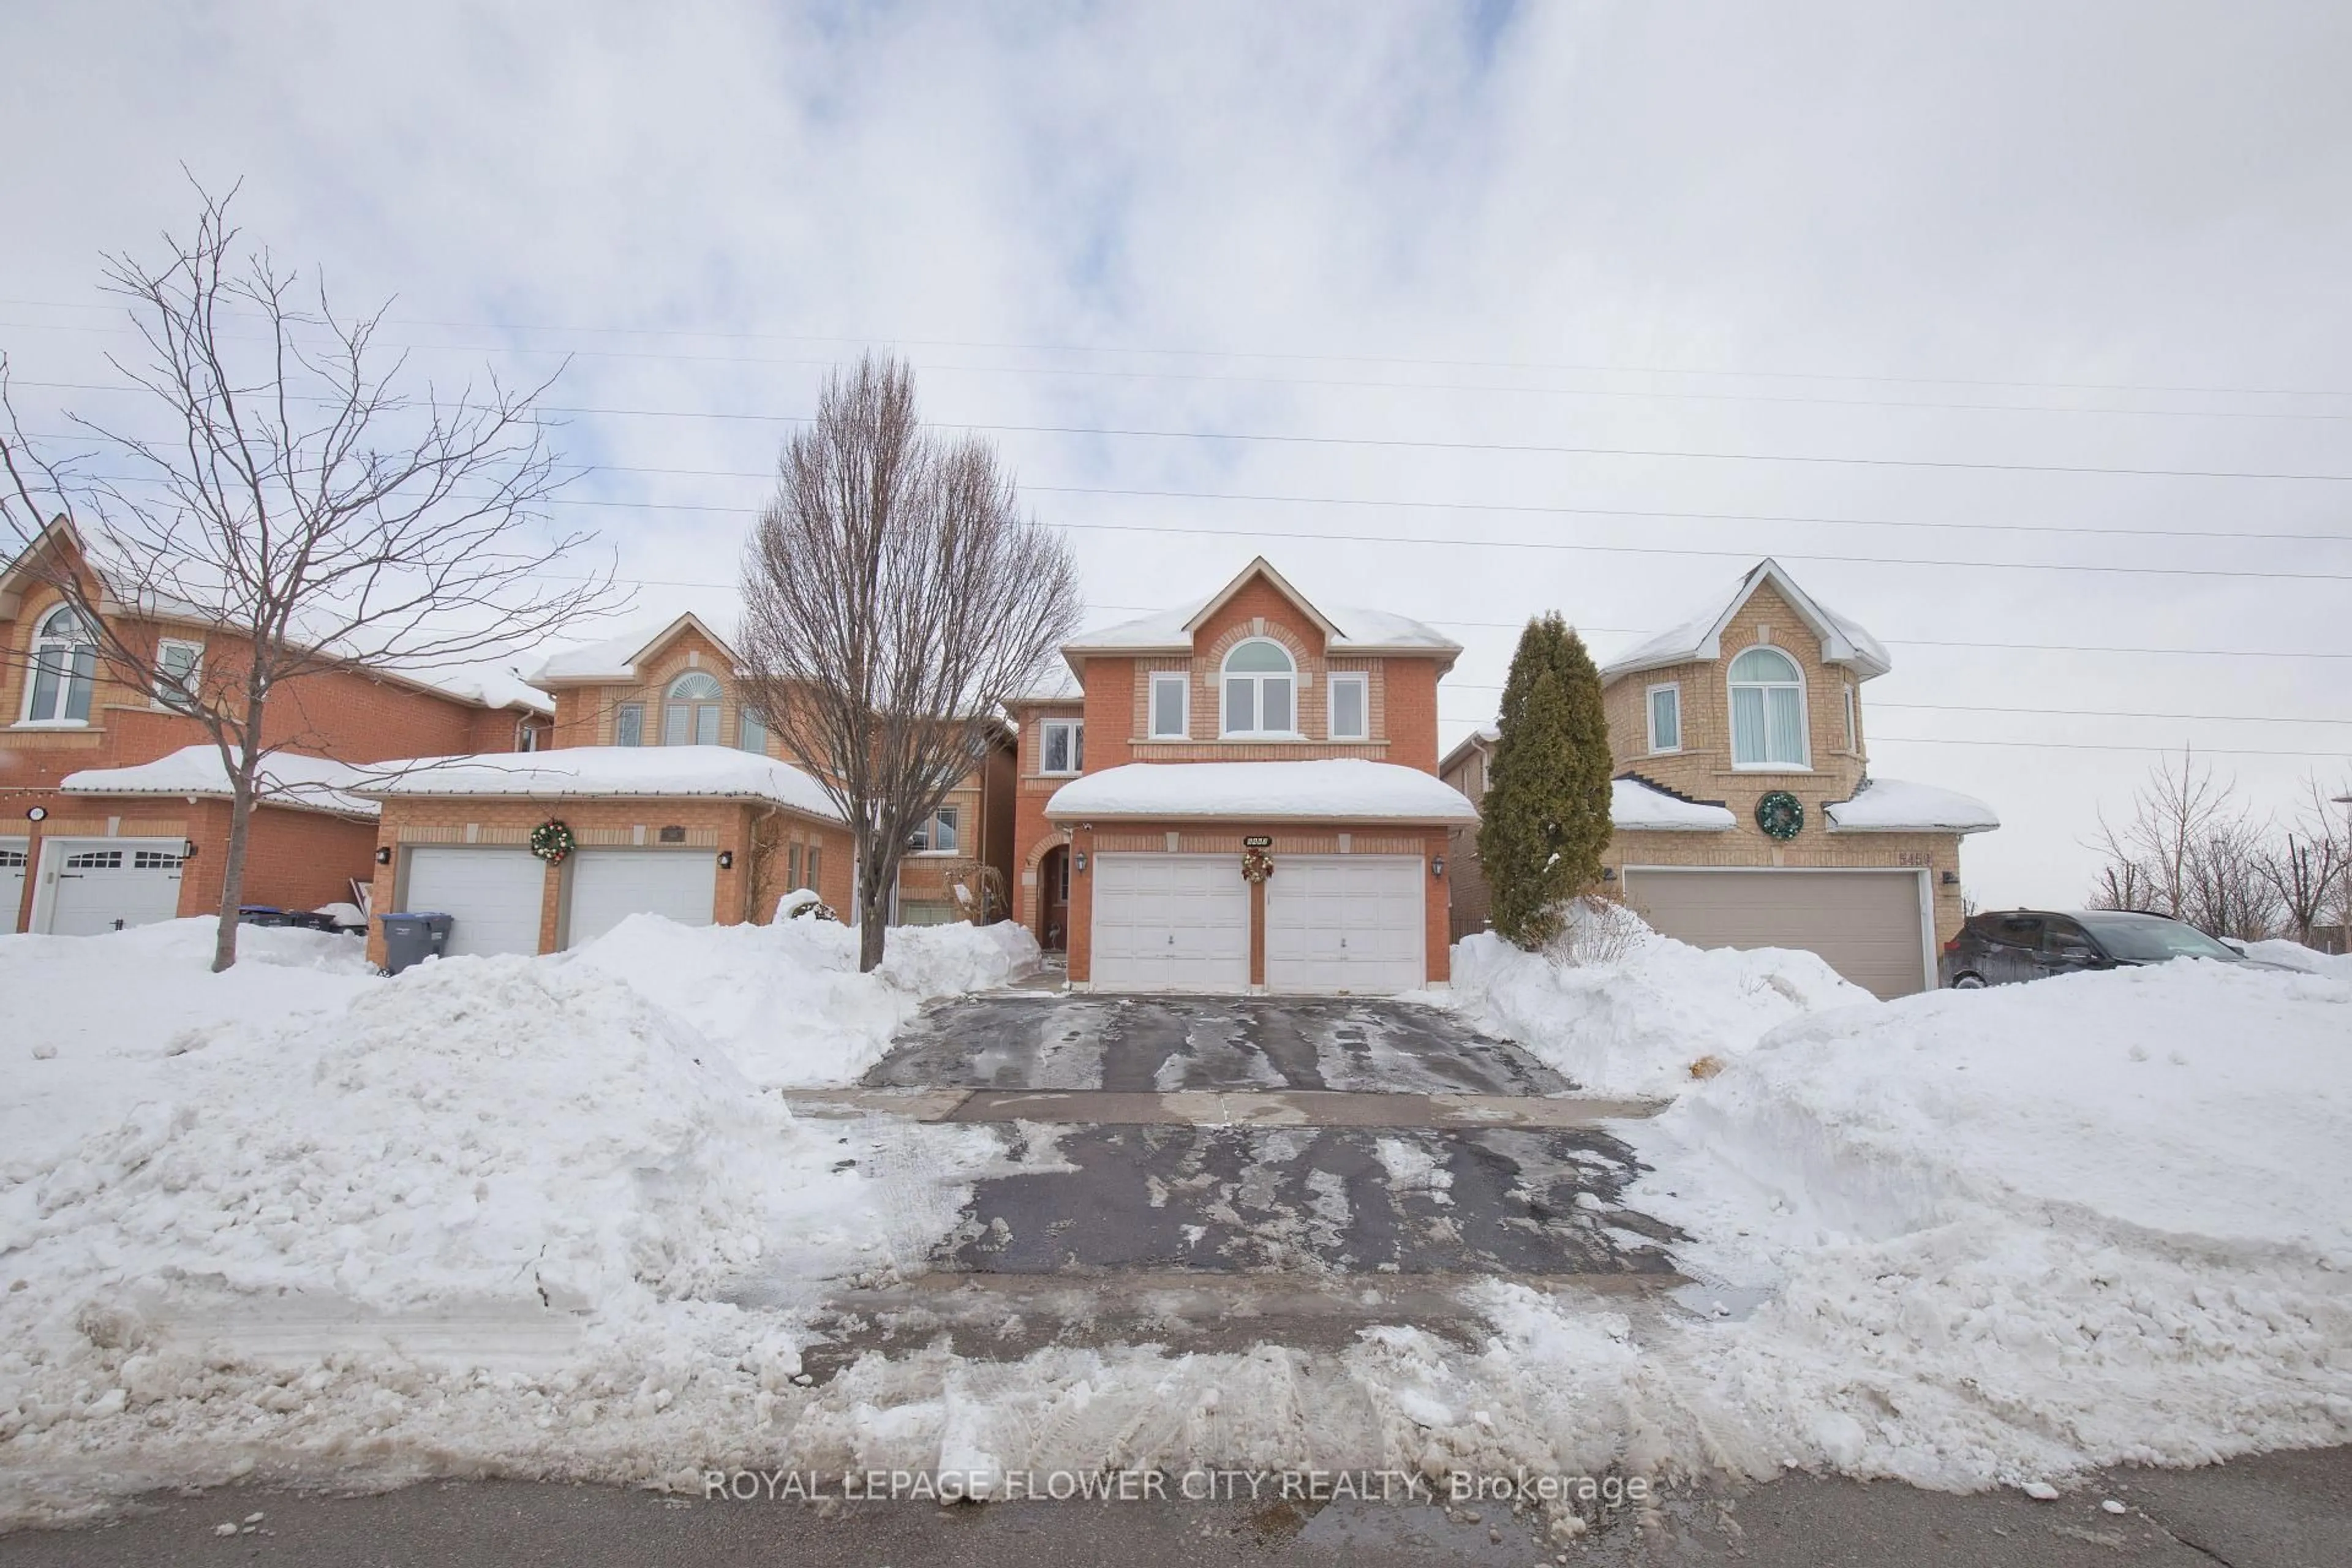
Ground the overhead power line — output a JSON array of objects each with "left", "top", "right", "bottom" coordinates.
[
  {"left": 13, "top": 377, "right": 2352, "bottom": 483},
  {"left": 7, "top": 293, "right": 2350, "bottom": 402}
]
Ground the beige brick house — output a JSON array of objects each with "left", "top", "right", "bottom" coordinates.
[{"left": 1442, "top": 559, "right": 1997, "bottom": 998}]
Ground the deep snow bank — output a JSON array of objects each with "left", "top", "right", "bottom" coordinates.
[
  {"left": 1629, "top": 959, "right": 2352, "bottom": 1487},
  {"left": 1442, "top": 921, "right": 1872, "bottom": 1096},
  {"left": 2, "top": 920, "right": 376, "bottom": 1185},
  {"left": 565, "top": 914, "right": 1039, "bottom": 1087}
]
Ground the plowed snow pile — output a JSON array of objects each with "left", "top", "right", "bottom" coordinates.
[
  {"left": 1442, "top": 917, "right": 1871, "bottom": 1096},
  {"left": 1628, "top": 958, "right": 2352, "bottom": 1487}
]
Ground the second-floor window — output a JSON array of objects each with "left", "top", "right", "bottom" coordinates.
[
  {"left": 664, "top": 671, "right": 722, "bottom": 745},
  {"left": 154, "top": 638, "right": 204, "bottom": 712},
  {"left": 910, "top": 806, "right": 959, "bottom": 854},
  {"left": 1039, "top": 717, "right": 1083, "bottom": 774},
  {"left": 738, "top": 706, "right": 769, "bottom": 754},
  {"left": 1728, "top": 646, "right": 1807, "bottom": 768},
  {"left": 1647, "top": 683, "right": 1681, "bottom": 753},
  {"left": 1149, "top": 672, "right": 1188, "bottom": 738},
  {"left": 24, "top": 606, "right": 97, "bottom": 725},
  {"left": 615, "top": 703, "right": 645, "bottom": 747},
  {"left": 1221, "top": 638, "right": 1295, "bottom": 737},
  {"left": 1328, "top": 672, "right": 1367, "bottom": 740}
]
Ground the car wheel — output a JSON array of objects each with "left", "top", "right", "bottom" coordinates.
[{"left": 1950, "top": 972, "right": 1987, "bottom": 990}]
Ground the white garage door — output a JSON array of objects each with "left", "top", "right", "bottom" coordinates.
[
  {"left": 403, "top": 846, "right": 546, "bottom": 958},
  {"left": 1624, "top": 867, "right": 1930, "bottom": 999},
  {"left": 43, "top": 839, "right": 185, "bottom": 936},
  {"left": 1265, "top": 854, "right": 1427, "bottom": 994},
  {"left": 1, "top": 837, "right": 26, "bottom": 935},
  {"left": 1090, "top": 853, "right": 1250, "bottom": 992},
  {"left": 565, "top": 850, "right": 717, "bottom": 948}
]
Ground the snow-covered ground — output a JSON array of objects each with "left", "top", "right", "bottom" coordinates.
[{"left": 4, "top": 913, "right": 2346, "bottom": 1523}]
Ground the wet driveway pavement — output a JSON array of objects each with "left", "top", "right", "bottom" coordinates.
[
  {"left": 803, "top": 993, "right": 1676, "bottom": 1365},
  {"left": 863, "top": 994, "right": 1575, "bottom": 1096}
]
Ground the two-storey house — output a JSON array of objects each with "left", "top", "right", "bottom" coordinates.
[
  {"left": 1008, "top": 558, "right": 1477, "bottom": 994},
  {"left": 2, "top": 519, "right": 549, "bottom": 935},
  {"left": 355, "top": 611, "right": 1013, "bottom": 963},
  {"left": 1442, "top": 559, "right": 1997, "bottom": 998}
]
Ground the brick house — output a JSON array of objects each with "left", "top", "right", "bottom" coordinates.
[
  {"left": 348, "top": 612, "right": 1011, "bottom": 960},
  {"left": 1, "top": 521, "right": 548, "bottom": 935},
  {"left": 1441, "top": 559, "right": 1997, "bottom": 998},
  {"left": 1006, "top": 557, "right": 1477, "bottom": 994}
]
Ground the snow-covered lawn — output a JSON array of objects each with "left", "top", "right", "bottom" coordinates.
[{"left": 4, "top": 911, "right": 2346, "bottom": 1525}]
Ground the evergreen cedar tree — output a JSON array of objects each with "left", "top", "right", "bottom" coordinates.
[{"left": 1475, "top": 613, "right": 1614, "bottom": 948}]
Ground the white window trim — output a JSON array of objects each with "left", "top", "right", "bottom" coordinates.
[
  {"left": 1147, "top": 671, "right": 1189, "bottom": 739},
  {"left": 1038, "top": 717, "right": 1084, "bottom": 776},
  {"left": 1326, "top": 671, "right": 1369, "bottom": 741},
  {"left": 1727, "top": 645, "right": 1811, "bottom": 771},
  {"left": 152, "top": 637, "right": 205, "bottom": 712},
  {"left": 1219, "top": 637, "right": 1302, "bottom": 739},
  {"left": 908, "top": 805, "right": 962, "bottom": 857},
  {"left": 20, "top": 608, "right": 98, "bottom": 727},
  {"left": 1645, "top": 680, "right": 1681, "bottom": 755}
]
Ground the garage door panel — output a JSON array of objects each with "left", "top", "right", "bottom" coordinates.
[
  {"left": 1265, "top": 854, "right": 1424, "bottom": 995},
  {"left": 1092, "top": 853, "right": 1250, "bottom": 992},
  {"left": 1, "top": 838, "right": 27, "bottom": 935},
  {"left": 45, "top": 840, "right": 185, "bottom": 936},
  {"left": 404, "top": 846, "right": 546, "bottom": 958},
  {"left": 1626, "top": 868, "right": 1926, "bottom": 999},
  {"left": 565, "top": 850, "right": 717, "bottom": 949}
]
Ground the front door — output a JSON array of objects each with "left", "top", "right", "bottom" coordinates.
[{"left": 1039, "top": 845, "right": 1069, "bottom": 952}]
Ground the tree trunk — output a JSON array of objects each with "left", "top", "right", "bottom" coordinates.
[
  {"left": 212, "top": 771, "right": 255, "bottom": 973},
  {"left": 858, "top": 841, "right": 889, "bottom": 973}
]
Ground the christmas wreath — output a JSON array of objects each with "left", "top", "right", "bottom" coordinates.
[
  {"left": 529, "top": 818, "right": 577, "bottom": 864},
  {"left": 1754, "top": 790, "right": 1804, "bottom": 842},
  {"left": 1240, "top": 846, "right": 1275, "bottom": 883}
]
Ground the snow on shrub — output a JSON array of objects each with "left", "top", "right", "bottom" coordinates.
[{"left": 1443, "top": 905, "right": 1871, "bottom": 1097}]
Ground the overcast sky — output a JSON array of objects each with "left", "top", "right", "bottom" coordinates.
[{"left": 4, "top": 2, "right": 2348, "bottom": 906}]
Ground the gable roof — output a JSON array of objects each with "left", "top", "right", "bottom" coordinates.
[
  {"left": 1063, "top": 557, "right": 1460, "bottom": 660},
  {"left": 530, "top": 612, "right": 737, "bottom": 686},
  {"left": 1599, "top": 559, "right": 1891, "bottom": 683}
]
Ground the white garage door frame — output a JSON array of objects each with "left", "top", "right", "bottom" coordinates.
[
  {"left": 1622, "top": 864, "right": 1935, "bottom": 996},
  {"left": 1264, "top": 853, "right": 1427, "bottom": 995},
  {"left": 1, "top": 835, "right": 27, "bottom": 935},
  {"left": 1088, "top": 852, "right": 1251, "bottom": 993},
  {"left": 400, "top": 845, "right": 548, "bottom": 958},
  {"left": 31, "top": 836, "right": 187, "bottom": 936},
  {"left": 562, "top": 848, "right": 718, "bottom": 949}
]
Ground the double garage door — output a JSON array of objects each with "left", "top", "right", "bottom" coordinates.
[
  {"left": 1622, "top": 867, "right": 1931, "bottom": 999},
  {"left": 1090, "top": 852, "right": 1425, "bottom": 995},
  {"left": 401, "top": 846, "right": 717, "bottom": 957},
  {"left": 23, "top": 839, "right": 186, "bottom": 937}
]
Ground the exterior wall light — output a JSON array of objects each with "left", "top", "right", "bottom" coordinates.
[
  {"left": 374, "top": 846, "right": 393, "bottom": 865},
  {"left": 1940, "top": 870, "right": 1959, "bottom": 885},
  {"left": 1431, "top": 856, "right": 1444, "bottom": 878},
  {"left": 25, "top": 806, "right": 47, "bottom": 822},
  {"left": 1074, "top": 851, "right": 1087, "bottom": 874},
  {"left": 718, "top": 850, "right": 735, "bottom": 870},
  {"left": 1600, "top": 866, "right": 1619, "bottom": 882}
]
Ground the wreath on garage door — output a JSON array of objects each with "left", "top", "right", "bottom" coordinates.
[
  {"left": 529, "top": 818, "right": 577, "bottom": 864},
  {"left": 1754, "top": 790, "right": 1805, "bottom": 842},
  {"left": 1240, "top": 846, "right": 1274, "bottom": 883}
]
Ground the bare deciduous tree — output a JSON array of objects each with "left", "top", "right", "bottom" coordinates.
[
  {"left": 0, "top": 184, "right": 623, "bottom": 970},
  {"left": 2260, "top": 778, "right": 2350, "bottom": 945},
  {"left": 737, "top": 354, "right": 1080, "bottom": 973},
  {"left": 2085, "top": 750, "right": 2285, "bottom": 941}
]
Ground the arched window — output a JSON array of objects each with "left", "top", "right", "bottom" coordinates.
[
  {"left": 663, "top": 671, "right": 723, "bottom": 745},
  {"left": 1727, "top": 646, "right": 1807, "bottom": 768},
  {"left": 24, "top": 606, "right": 97, "bottom": 725},
  {"left": 1220, "top": 639, "right": 1296, "bottom": 737}
]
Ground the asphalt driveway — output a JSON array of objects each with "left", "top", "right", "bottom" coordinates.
[{"left": 863, "top": 994, "right": 1575, "bottom": 1095}]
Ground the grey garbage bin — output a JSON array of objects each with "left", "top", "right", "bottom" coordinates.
[{"left": 379, "top": 912, "right": 454, "bottom": 974}]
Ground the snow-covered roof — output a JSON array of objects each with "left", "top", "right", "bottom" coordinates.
[
  {"left": 1064, "top": 559, "right": 1460, "bottom": 657},
  {"left": 1600, "top": 559, "right": 1892, "bottom": 683},
  {"left": 531, "top": 613, "right": 736, "bottom": 685},
  {"left": 1611, "top": 777, "right": 1736, "bottom": 831},
  {"left": 1009, "top": 666, "right": 1084, "bottom": 704},
  {"left": 353, "top": 745, "right": 842, "bottom": 821},
  {"left": 61, "top": 745, "right": 382, "bottom": 820},
  {"left": 394, "top": 661, "right": 556, "bottom": 715},
  {"left": 1826, "top": 777, "right": 2000, "bottom": 834},
  {"left": 1046, "top": 760, "right": 1476, "bottom": 823}
]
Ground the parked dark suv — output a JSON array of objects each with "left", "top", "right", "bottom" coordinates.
[{"left": 1939, "top": 909, "right": 2289, "bottom": 989}]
